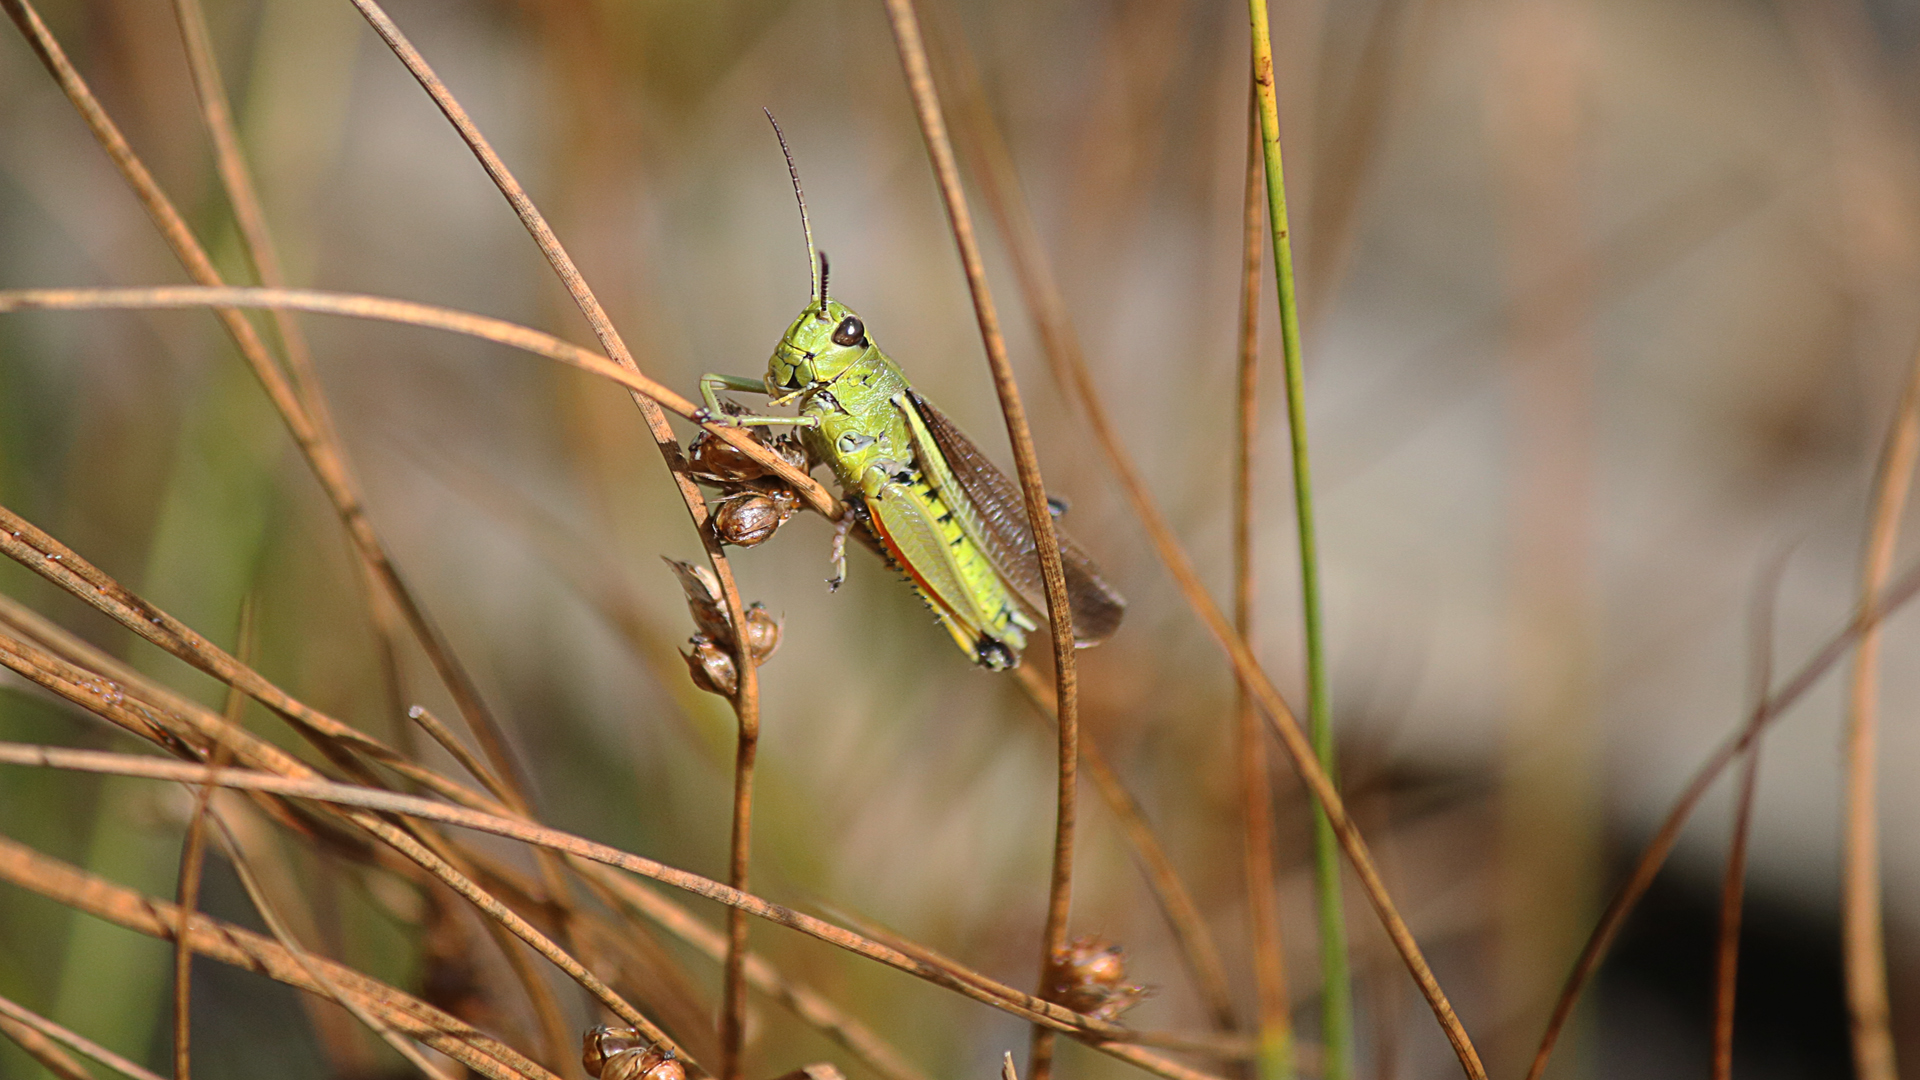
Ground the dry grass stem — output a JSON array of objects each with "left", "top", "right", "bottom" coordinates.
[
  {"left": 0, "top": 1010, "right": 98, "bottom": 1080},
  {"left": 1234, "top": 86, "right": 1293, "bottom": 1080},
  {"left": 1840, "top": 342, "right": 1920, "bottom": 1080},
  {"left": 1710, "top": 555, "right": 1788, "bottom": 1080},
  {"left": 1712, "top": 745, "right": 1760, "bottom": 1080},
  {"left": 410, "top": 705, "right": 516, "bottom": 806},
  {"left": 172, "top": 608, "right": 250, "bottom": 1080},
  {"left": 0, "top": 994, "right": 166, "bottom": 1080},
  {"left": 212, "top": 816, "right": 460, "bottom": 1080},
  {"left": 876, "top": 6, "right": 1084, "bottom": 1080},
  {"left": 167, "top": 0, "right": 326, "bottom": 420},
  {"left": 172, "top": 733, "right": 230, "bottom": 1080},
  {"left": 934, "top": 13, "right": 1238, "bottom": 1029}
]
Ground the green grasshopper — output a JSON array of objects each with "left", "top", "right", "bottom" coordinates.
[{"left": 695, "top": 117, "right": 1124, "bottom": 670}]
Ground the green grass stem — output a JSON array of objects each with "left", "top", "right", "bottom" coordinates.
[{"left": 1245, "top": 4, "right": 1352, "bottom": 1079}]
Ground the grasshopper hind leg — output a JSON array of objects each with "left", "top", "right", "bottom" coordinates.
[{"left": 974, "top": 636, "right": 1017, "bottom": 671}]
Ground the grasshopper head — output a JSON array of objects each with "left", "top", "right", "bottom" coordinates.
[{"left": 767, "top": 298, "right": 872, "bottom": 394}]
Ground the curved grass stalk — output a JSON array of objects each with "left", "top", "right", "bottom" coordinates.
[
  {"left": 1711, "top": 745, "right": 1760, "bottom": 1080},
  {"left": 1245, "top": 4, "right": 1348, "bottom": 1076},
  {"left": 1711, "top": 554, "right": 1786, "bottom": 1080},
  {"left": 172, "top": 724, "right": 232, "bottom": 1080},
  {"left": 1840, "top": 346, "right": 1920, "bottom": 1080},
  {"left": 0, "top": 287, "right": 832, "bottom": 513}
]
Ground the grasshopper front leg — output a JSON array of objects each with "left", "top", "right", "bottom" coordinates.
[{"left": 698, "top": 373, "right": 821, "bottom": 428}]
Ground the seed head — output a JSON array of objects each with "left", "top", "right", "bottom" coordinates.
[
  {"left": 712, "top": 489, "right": 799, "bottom": 547},
  {"left": 681, "top": 634, "right": 738, "bottom": 697},
  {"left": 582, "top": 1028, "right": 684, "bottom": 1080},
  {"left": 743, "top": 602, "right": 783, "bottom": 663},
  {"left": 1044, "top": 936, "right": 1150, "bottom": 1020}
]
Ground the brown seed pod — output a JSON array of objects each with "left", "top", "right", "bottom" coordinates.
[
  {"left": 688, "top": 429, "right": 771, "bottom": 485},
  {"left": 663, "top": 558, "right": 732, "bottom": 643},
  {"left": 743, "top": 602, "right": 782, "bottom": 663},
  {"left": 687, "top": 408, "right": 811, "bottom": 486},
  {"left": 582, "top": 1027, "right": 684, "bottom": 1080},
  {"left": 607, "top": 1049, "right": 685, "bottom": 1080},
  {"left": 681, "top": 634, "right": 738, "bottom": 697},
  {"left": 1044, "top": 936, "right": 1150, "bottom": 1020},
  {"left": 712, "top": 488, "right": 800, "bottom": 547}
]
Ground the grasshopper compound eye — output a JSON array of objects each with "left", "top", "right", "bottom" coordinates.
[{"left": 832, "top": 316, "right": 865, "bottom": 347}]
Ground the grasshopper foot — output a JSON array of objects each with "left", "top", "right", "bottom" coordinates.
[{"left": 826, "top": 513, "right": 854, "bottom": 592}]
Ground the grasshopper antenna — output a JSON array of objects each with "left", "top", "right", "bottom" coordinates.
[
  {"left": 819, "top": 252, "right": 830, "bottom": 313},
  {"left": 764, "top": 108, "right": 818, "bottom": 307}
]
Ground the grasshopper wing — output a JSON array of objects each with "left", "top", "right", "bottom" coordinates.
[{"left": 904, "top": 391, "right": 1126, "bottom": 647}]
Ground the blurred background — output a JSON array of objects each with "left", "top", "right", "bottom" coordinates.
[{"left": 2, "top": 0, "right": 1919, "bottom": 1076}]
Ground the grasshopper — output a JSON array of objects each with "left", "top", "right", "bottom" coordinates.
[{"left": 694, "top": 116, "right": 1124, "bottom": 670}]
